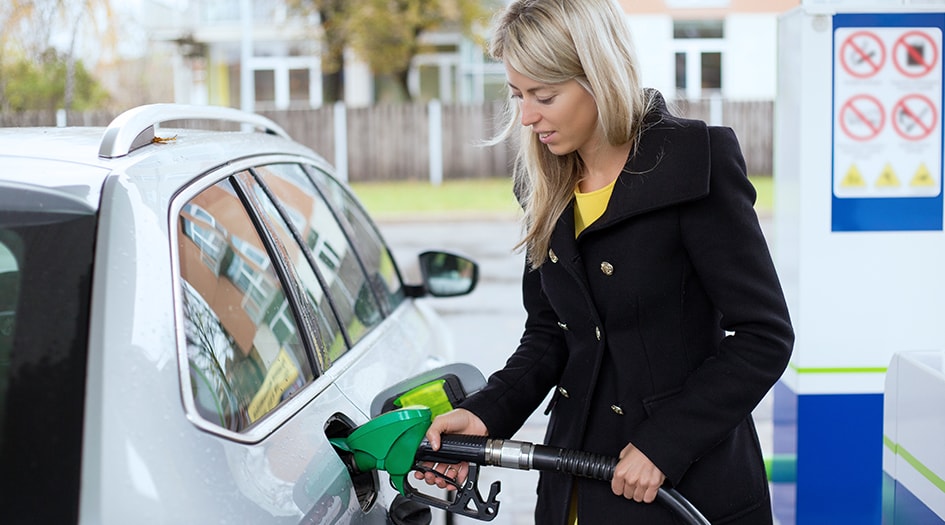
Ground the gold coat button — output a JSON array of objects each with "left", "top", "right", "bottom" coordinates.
[
  {"left": 595, "top": 326, "right": 601, "bottom": 340},
  {"left": 557, "top": 386, "right": 570, "bottom": 398},
  {"left": 600, "top": 261, "right": 614, "bottom": 276},
  {"left": 611, "top": 405, "right": 624, "bottom": 415},
  {"left": 549, "top": 249, "right": 558, "bottom": 263}
]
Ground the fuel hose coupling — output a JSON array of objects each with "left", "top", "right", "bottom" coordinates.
[{"left": 484, "top": 438, "right": 533, "bottom": 470}]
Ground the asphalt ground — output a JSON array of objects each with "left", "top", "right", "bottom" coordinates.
[{"left": 379, "top": 216, "right": 776, "bottom": 525}]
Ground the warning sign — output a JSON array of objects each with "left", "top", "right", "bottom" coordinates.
[
  {"left": 912, "top": 163, "right": 935, "bottom": 187},
  {"left": 839, "top": 94, "right": 885, "bottom": 141},
  {"left": 876, "top": 164, "right": 901, "bottom": 188},
  {"left": 893, "top": 30, "right": 939, "bottom": 78},
  {"left": 833, "top": 23, "right": 943, "bottom": 206},
  {"left": 841, "top": 31, "right": 886, "bottom": 78},
  {"left": 892, "top": 94, "right": 938, "bottom": 141},
  {"left": 841, "top": 164, "right": 867, "bottom": 188}
]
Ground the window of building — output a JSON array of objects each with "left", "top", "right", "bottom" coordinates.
[
  {"left": 673, "top": 20, "right": 725, "bottom": 99},
  {"left": 254, "top": 69, "right": 276, "bottom": 105},
  {"left": 289, "top": 68, "right": 311, "bottom": 106},
  {"left": 701, "top": 52, "right": 722, "bottom": 90},
  {"left": 674, "top": 19, "right": 725, "bottom": 39}
]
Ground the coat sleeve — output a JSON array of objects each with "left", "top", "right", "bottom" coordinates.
[
  {"left": 628, "top": 126, "right": 794, "bottom": 484},
  {"left": 458, "top": 260, "right": 569, "bottom": 439}
]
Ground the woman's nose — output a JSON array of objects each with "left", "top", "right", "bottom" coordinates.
[{"left": 520, "top": 100, "right": 540, "bottom": 127}]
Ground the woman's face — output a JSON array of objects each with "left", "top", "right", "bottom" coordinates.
[{"left": 506, "top": 63, "right": 602, "bottom": 158}]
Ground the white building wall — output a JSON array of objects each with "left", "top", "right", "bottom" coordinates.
[
  {"left": 725, "top": 14, "right": 779, "bottom": 99},
  {"left": 625, "top": 12, "right": 781, "bottom": 101},
  {"left": 625, "top": 15, "right": 676, "bottom": 97}
]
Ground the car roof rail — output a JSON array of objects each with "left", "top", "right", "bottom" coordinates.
[{"left": 98, "top": 103, "right": 290, "bottom": 159}]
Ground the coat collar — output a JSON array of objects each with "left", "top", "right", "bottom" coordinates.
[
  {"left": 546, "top": 92, "right": 713, "bottom": 264},
  {"left": 589, "top": 94, "right": 711, "bottom": 233}
]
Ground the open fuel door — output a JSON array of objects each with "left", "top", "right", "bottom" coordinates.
[
  {"left": 360, "top": 363, "right": 487, "bottom": 524},
  {"left": 370, "top": 363, "right": 486, "bottom": 419}
]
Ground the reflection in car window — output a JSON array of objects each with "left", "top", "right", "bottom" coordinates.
[
  {"left": 178, "top": 179, "right": 314, "bottom": 432},
  {"left": 306, "top": 167, "right": 405, "bottom": 313},
  {"left": 241, "top": 173, "right": 347, "bottom": 370},
  {"left": 253, "top": 164, "right": 382, "bottom": 349}
]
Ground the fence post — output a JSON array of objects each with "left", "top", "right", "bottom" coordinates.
[
  {"left": 709, "top": 94, "right": 724, "bottom": 126},
  {"left": 333, "top": 100, "right": 348, "bottom": 182},
  {"left": 429, "top": 99, "right": 443, "bottom": 186}
]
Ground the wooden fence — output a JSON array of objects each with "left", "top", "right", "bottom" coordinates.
[{"left": 0, "top": 99, "right": 773, "bottom": 181}]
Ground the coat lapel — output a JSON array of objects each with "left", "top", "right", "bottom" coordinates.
[
  {"left": 583, "top": 105, "right": 713, "bottom": 237},
  {"left": 548, "top": 201, "right": 585, "bottom": 279}
]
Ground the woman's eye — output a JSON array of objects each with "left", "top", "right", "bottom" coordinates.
[{"left": 537, "top": 96, "right": 555, "bottom": 105}]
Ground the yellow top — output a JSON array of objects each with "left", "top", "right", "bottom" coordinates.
[{"left": 574, "top": 178, "right": 617, "bottom": 237}]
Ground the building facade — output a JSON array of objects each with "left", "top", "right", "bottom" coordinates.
[
  {"left": 145, "top": 0, "right": 799, "bottom": 109},
  {"left": 621, "top": 0, "right": 800, "bottom": 100}
]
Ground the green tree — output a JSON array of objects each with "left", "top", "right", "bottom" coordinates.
[
  {"left": 290, "top": 0, "right": 498, "bottom": 103},
  {"left": 2, "top": 49, "right": 109, "bottom": 111},
  {"left": 1, "top": 0, "right": 116, "bottom": 112}
]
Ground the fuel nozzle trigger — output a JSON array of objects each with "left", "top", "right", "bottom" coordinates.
[
  {"left": 401, "top": 462, "right": 501, "bottom": 521},
  {"left": 331, "top": 407, "right": 501, "bottom": 521}
]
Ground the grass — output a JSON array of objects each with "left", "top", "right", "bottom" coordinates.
[
  {"left": 350, "top": 178, "right": 521, "bottom": 220},
  {"left": 351, "top": 175, "right": 774, "bottom": 220}
]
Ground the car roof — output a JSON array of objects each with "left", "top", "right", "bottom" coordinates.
[{"left": 0, "top": 104, "right": 324, "bottom": 210}]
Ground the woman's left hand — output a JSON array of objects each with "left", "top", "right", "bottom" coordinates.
[{"left": 611, "top": 443, "right": 666, "bottom": 503}]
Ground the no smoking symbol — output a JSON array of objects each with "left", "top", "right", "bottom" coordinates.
[
  {"left": 894, "top": 31, "right": 939, "bottom": 78},
  {"left": 841, "top": 31, "right": 885, "bottom": 78},
  {"left": 893, "top": 94, "right": 938, "bottom": 141}
]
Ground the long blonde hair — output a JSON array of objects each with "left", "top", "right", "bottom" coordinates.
[{"left": 488, "top": 0, "right": 653, "bottom": 267}]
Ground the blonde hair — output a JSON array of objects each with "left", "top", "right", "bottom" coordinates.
[{"left": 488, "top": 0, "right": 654, "bottom": 267}]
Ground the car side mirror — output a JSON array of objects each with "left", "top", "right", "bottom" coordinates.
[{"left": 416, "top": 251, "right": 478, "bottom": 298}]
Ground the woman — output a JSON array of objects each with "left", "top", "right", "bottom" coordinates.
[{"left": 418, "top": 0, "right": 794, "bottom": 523}]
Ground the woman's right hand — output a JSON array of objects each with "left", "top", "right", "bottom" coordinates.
[{"left": 413, "top": 408, "right": 488, "bottom": 490}]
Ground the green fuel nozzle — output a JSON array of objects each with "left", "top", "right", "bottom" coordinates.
[
  {"left": 331, "top": 407, "right": 709, "bottom": 524},
  {"left": 330, "top": 406, "right": 501, "bottom": 520},
  {"left": 330, "top": 407, "right": 432, "bottom": 494}
]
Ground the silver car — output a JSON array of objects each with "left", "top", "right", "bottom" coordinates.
[{"left": 0, "top": 104, "right": 480, "bottom": 524}]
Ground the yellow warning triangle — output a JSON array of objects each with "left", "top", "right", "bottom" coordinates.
[
  {"left": 841, "top": 164, "right": 867, "bottom": 187},
  {"left": 911, "top": 163, "right": 936, "bottom": 187},
  {"left": 875, "top": 163, "right": 900, "bottom": 188}
]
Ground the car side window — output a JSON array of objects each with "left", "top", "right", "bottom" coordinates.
[
  {"left": 0, "top": 236, "right": 18, "bottom": 433},
  {"left": 238, "top": 171, "right": 349, "bottom": 369},
  {"left": 253, "top": 164, "right": 383, "bottom": 348},
  {"left": 178, "top": 178, "right": 314, "bottom": 432},
  {"left": 306, "top": 167, "right": 405, "bottom": 313}
]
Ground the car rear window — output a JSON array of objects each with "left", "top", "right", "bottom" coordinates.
[{"left": 0, "top": 186, "right": 96, "bottom": 523}]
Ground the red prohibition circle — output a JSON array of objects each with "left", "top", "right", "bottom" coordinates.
[
  {"left": 839, "top": 94, "right": 885, "bottom": 141},
  {"left": 840, "top": 31, "right": 886, "bottom": 78},
  {"left": 892, "top": 94, "right": 938, "bottom": 141},
  {"left": 894, "top": 30, "right": 938, "bottom": 78}
]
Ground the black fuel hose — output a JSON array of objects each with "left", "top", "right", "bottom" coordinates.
[{"left": 417, "top": 435, "right": 710, "bottom": 525}]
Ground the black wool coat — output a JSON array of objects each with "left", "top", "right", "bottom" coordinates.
[{"left": 460, "top": 102, "right": 795, "bottom": 524}]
